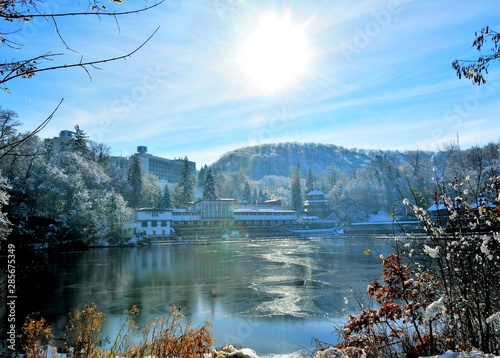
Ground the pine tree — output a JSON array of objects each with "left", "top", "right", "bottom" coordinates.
[
  {"left": 306, "top": 168, "right": 315, "bottom": 193},
  {"left": 178, "top": 156, "right": 194, "bottom": 207},
  {"left": 203, "top": 167, "right": 218, "bottom": 200},
  {"left": 291, "top": 162, "right": 303, "bottom": 212},
  {"left": 252, "top": 188, "right": 258, "bottom": 203},
  {"left": 71, "top": 124, "right": 90, "bottom": 158},
  {"left": 258, "top": 189, "right": 267, "bottom": 203},
  {"left": 127, "top": 154, "right": 144, "bottom": 208},
  {"left": 242, "top": 181, "right": 252, "bottom": 202},
  {"left": 197, "top": 164, "right": 207, "bottom": 187},
  {"left": 159, "top": 185, "right": 172, "bottom": 209}
]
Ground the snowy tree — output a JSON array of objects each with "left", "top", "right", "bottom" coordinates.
[
  {"left": 89, "top": 141, "right": 111, "bottom": 166},
  {"left": 178, "top": 156, "right": 194, "bottom": 207},
  {"left": 242, "top": 181, "right": 252, "bottom": 202},
  {"left": 103, "top": 191, "right": 133, "bottom": 243},
  {"left": 0, "top": 177, "right": 11, "bottom": 240},
  {"left": 203, "top": 167, "right": 218, "bottom": 200},
  {"left": 70, "top": 125, "right": 90, "bottom": 158},
  {"left": 158, "top": 185, "right": 172, "bottom": 209},
  {"left": 290, "top": 163, "right": 302, "bottom": 212},
  {"left": 127, "top": 154, "right": 144, "bottom": 208}
]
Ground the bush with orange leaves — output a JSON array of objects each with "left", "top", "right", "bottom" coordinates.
[
  {"left": 18, "top": 303, "right": 213, "bottom": 358},
  {"left": 337, "top": 170, "right": 500, "bottom": 358},
  {"left": 20, "top": 314, "right": 54, "bottom": 358},
  {"left": 337, "top": 250, "right": 446, "bottom": 358}
]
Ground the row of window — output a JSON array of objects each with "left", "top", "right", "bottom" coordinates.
[
  {"left": 235, "top": 220, "right": 295, "bottom": 225},
  {"left": 141, "top": 220, "right": 169, "bottom": 227},
  {"left": 233, "top": 212, "right": 296, "bottom": 216}
]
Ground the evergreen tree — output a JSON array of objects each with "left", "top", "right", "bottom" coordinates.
[
  {"left": 197, "top": 164, "right": 207, "bottom": 187},
  {"left": 242, "top": 181, "right": 252, "bottom": 202},
  {"left": 178, "top": 156, "right": 194, "bottom": 207},
  {"left": 291, "top": 162, "right": 303, "bottom": 212},
  {"left": 159, "top": 185, "right": 172, "bottom": 209},
  {"left": 203, "top": 167, "right": 218, "bottom": 200},
  {"left": 306, "top": 168, "right": 315, "bottom": 193},
  {"left": 252, "top": 188, "right": 258, "bottom": 203},
  {"left": 127, "top": 154, "right": 144, "bottom": 208},
  {"left": 71, "top": 124, "right": 90, "bottom": 158},
  {"left": 258, "top": 189, "right": 267, "bottom": 203}
]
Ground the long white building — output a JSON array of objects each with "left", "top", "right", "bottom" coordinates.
[{"left": 134, "top": 199, "right": 298, "bottom": 237}]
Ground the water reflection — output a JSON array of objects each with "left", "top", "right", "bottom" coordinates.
[{"left": 12, "top": 237, "right": 394, "bottom": 354}]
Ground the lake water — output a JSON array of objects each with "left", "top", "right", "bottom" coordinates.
[{"left": 10, "top": 236, "right": 395, "bottom": 355}]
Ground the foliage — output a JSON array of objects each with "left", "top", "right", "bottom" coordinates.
[
  {"left": 0, "top": 177, "right": 11, "bottom": 240},
  {"left": 70, "top": 125, "right": 90, "bottom": 159},
  {"left": 158, "top": 184, "right": 172, "bottom": 209},
  {"left": 126, "top": 154, "right": 144, "bottom": 208},
  {"left": 452, "top": 26, "right": 500, "bottom": 85},
  {"left": 291, "top": 162, "right": 302, "bottom": 212},
  {"left": 66, "top": 303, "right": 105, "bottom": 358},
  {"left": 203, "top": 167, "right": 219, "bottom": 200},
  {"left": 306, "top": 168, "right": 315, "bottom": 193},
  {"left": 178, "top": 155, "right": 194, "bottom": 207},
  {"left": 130, "top": 305, "right": 213, "bottom": 358},
  {"left": 242, "top": 181, "right": 252, "bottom": 202},
  {"left": 337, "top": 167, "right": 500, "bottom": 357},
  {"left": 20, "top": 314, "right": 54, "bottom": 358},
  {"left": 18, "top": 304, "right": 213, "bottom": 358}
]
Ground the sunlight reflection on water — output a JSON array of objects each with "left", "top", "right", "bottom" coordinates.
[{"left": 15, "top": 236, "right": 394, "bottom": 355}]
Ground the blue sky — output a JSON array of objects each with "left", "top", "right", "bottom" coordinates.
[{"left": 2, "top": 0, "right": 500, "bottom": 167}]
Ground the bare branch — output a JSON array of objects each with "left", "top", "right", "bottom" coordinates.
[
  {"left": 0, "top": 98, "right": 63, "bottom": 161},
  {"left": 0, "top": 26, "right": 159, "bottom": 89},
  {"left": 51, "top": 16, "right": 77, "bottom": 53},
  {"left": 2, "top": 1, "right": 164, "bottom": 21}
]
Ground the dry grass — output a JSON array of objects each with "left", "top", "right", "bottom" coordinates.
[{"left": 19, "top": 304, "right": 214, "bottom": 358}]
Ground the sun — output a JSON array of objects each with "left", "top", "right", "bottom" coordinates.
[{"left": 240, "top": 12, "right": 309, "bottom": 93}]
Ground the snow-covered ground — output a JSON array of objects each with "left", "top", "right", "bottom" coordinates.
[{"left": 209, "top": 345, "right": 500, "bottom": 358}]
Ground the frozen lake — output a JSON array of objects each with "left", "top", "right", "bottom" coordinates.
[{"left": 11, "top": 236, "right": 395, "bottom": 355}]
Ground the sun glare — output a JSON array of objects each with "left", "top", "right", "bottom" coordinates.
[{"left": 240, "top": 12, "right": 308, "bottom": 93}]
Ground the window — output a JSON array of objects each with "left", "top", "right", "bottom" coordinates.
[
  {"left": 161, "top": 220, "right": 167, "bottom": 227},
  {"left": 151, "top": 221, "right": 157, "bottom": 227},
  {"left": 152, "top": 211, "right": 159, "bottom": 217},
  {"left": 141, "top": 221, "right": 147, "bottom": 227}
]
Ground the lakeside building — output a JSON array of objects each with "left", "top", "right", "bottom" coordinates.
[
  {"left": 135, "top": 208, "right": 174, "bottom": 237},
  {"left": 303, "top": 189, "right": 330, "bottom": 219},
  {"left": 134, "top": 198, "right": 299, "bottom": 238},
  {"left": 233, "top": 200, "right": 297, "bottom": 226}
]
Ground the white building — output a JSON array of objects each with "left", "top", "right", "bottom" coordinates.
[
  {"left": 233, "top": 208, "right": 298, "bottom": 226},
  {"left": 134, "top": 199, "right": 299, "bottom": 238},
  {"left": 135, "top": 208, "right": 173, "bottom": 237}
]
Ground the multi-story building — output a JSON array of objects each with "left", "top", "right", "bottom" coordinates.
[
  {"left": 110, "top": 146, "right": 196, "bottom": 185},
  {"left": 135, "top": 208, "right": 173, "bottom": 237},
  {"left": 303, "top": 189, "right": 330, "bottom": 219},
  {"left": 43, "top": 130, "right": 74, "bottom": 154},
  {"left": 194, "top": 198, "right": 236, "bottom": 227}
]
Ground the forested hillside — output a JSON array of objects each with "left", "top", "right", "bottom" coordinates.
[
  {"left": 212, "top": 141, "right": 499, "bottom": 223},
  {"left": 213, "top": 142, "right": 428, "bottom": 179}
]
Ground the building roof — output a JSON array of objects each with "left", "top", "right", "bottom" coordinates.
[{"left": 306, "top": 189, "right": 325, "bottom": 197}]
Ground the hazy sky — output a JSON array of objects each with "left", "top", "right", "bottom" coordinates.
[{"left": 3, "top": 0, "right": 500, "bottom": 167}]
